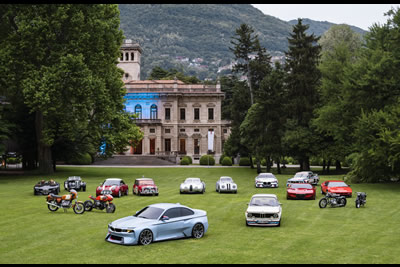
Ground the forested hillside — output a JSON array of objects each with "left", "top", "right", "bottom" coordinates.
[{"left": 119, "top": 4, "right": 366, "bottom": 80}]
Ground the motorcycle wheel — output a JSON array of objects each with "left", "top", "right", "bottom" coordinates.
[
  {"left": 106, "top": 203, "right": 116, "bottom": 213},
  {"left": 84, "top": 200, "right": 93, "bottom": 211},
  {"left": 73, "top": 203, "right": 85, "bottom": 214},
  {"left": 319, "top": 198, "right": 328, "bottom": 208},
  {"left": 47, "top": 200, "right": 59, "bottom": 212},
  {"left": 339, "top": 198, "right": 347, "bottom": 207},
  {"left": 355, "top": 200, "right": 361, "bottom": 208}
]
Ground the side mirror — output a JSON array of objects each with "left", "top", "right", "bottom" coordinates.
[{"left": 161, "top": 216, "right": 170, "bottom": 221}]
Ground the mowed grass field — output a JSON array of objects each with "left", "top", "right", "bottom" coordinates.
[{"left": 0, "top": 166, "right": 399, "bottom": 264}]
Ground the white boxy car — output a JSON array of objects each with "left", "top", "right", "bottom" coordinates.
[
  {"left": 255, "top": 173, "right": 279, "bottom": 188},
  {"left": 245, "top": 194, "right": 282, "bottom": 227},
  {"left": 215, "top": 176, "right": 237, "bottom": 193}
]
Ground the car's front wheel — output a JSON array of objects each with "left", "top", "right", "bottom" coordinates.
[
  {"left": 192, "top": 223, "right": 205, "bottom": 239},
  {"left": 139, "top": 229, "right": 153, "bottom": 245}
]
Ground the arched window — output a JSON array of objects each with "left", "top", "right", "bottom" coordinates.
[
  {"left": 131, "top": 52, "right": 134, "bottom": 61},
  {"left": 120, "top": 53, "right": 123, "bottom": 61},
  {"left": 125, "top": 52, "right": 129, "bottom": 61},
  {"left": 150, "top": 104, "right": 158, "bottom": 120},
  {"left": 135, "top": 104, "right": 142, "bottom": 119}
]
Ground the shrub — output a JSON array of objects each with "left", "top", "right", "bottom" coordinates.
[
  {"left": 219, "top": 154, "right": 227, "bottom": 164},
  {"left": 67, "top": 153, "right": 92, "bottom": 165},
  {"left": 239, "top": 157, "right": 251, "bottom": 166},
  {"left": 180, "top": 157, "right": 190, "bottom": 165},
  {"left": 200, "top": 155, "right": 215, "bottom": 166},
  {"left": 6, "top": 157, "right": 21, "bottom": 164},
  {"left": 182, "top": 155, "right": 192, "bottom": 164},
  {"left": 221, "top": 157, "right": 232, "bottom": 166}
]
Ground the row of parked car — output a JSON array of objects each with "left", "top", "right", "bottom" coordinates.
[{"left": 33, "top": 171, "right": 358, "bottom": 246}]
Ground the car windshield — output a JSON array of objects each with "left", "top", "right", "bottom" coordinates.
[
  {"left": 257, "top": 174, "right": 276, "bottom": 179},
  {"left": 139, "top": 180, "right": 154, "bottom": 185},
  {"left": 220, "top": 177, "right": 233, "bottom": 183},
  {"left": 294, "top": 173, "right": 308, "bottom": 178},
  {"left": 135, "top": 206, "right": 164, "bottom": 220},
  {"left": 250, "top": 197, "right": 279, "bottom": 206},
  {"left": 290, "top": 183, "right": 313, "bottom": 189},
  {"left": 186, "top": 178, "right": 201, "bottom": 183},
  {"left": 69, "top": 177, "right": 80, "bottom": 181},
  {"left": 103, "top": 180, "right": 120, "bottom": 186},
  {"left": 328, "top": 182, "right": 348, "bottom": 187}
]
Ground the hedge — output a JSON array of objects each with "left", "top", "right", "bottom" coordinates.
[
  {"left": 180, "top": 157, "right": 190, "bottom": 165},
  {"left": 67, "top": 153, "right": 92, "bottom": 165},
  {"left": 239, "top": 157, "right": 251, "bottom": 166},
  {"left": 200, "top": 155, "right": 215, "bottom": 166},
  {"left": 221, "top": 157, "right": 232, "bottom": 166}
]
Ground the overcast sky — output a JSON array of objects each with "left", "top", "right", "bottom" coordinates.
[{"left": 252, "top": 4, "right": 399, "bottom": 31}]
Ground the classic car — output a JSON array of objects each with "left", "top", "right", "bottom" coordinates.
[
  {"left": 321, "top": 180, "right": 352, "bottom": 197},
  {"left": 133, "top": 178, "right": 159, "bottom": 196},
  {"left": 96, "top": 178, "right": 129, "bottom": 198},
  {"left": 64, "top": 176, "right": 86, "bottom": 192},
  {"left": 180, "top": 178, "right": 206, "bottom": 194},
  {"left": 34, "top": 180, "right": 60, "bottom": 195},
  {"left": 286, "top": 171, "right": 319, "bottom": 186},
  {"left": 215, "top": 176, "right": 237, "bottom": 193},
  {"left": 255, "top": 173, "right": 279, "bottom": 188},
  {"left": 286, "top": 183, "right": 316, "bottom": 200},
  {"left": 245, "top": 194, "right": 282, "bottom": 227},
  {"left": 105, "top": 203, "right": 208, "bottom": 245}
]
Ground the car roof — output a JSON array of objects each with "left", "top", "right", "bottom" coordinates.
[
  {"left": 136, "top": 178, "right": 153, "bottom": 181},
  {"left": 296, "top": 171, "right": 311, "bottom": 174},
  {"left": 251, "top": 194, "right": 277, "bottom": 198},
  {"left": 326, "top": 180, "right": 346, "bottom": 182},
  {"left": 220, "top": 176, "right": 232, "bottom": 179},
  {"left": 105, "top": 178, "right": 122, "bottom": 181},
  {"left": 149, "top": 203, "right": 189, "bottom": 210},
  {"left": 258, "top": 173, "right": 274, "bottom": 175}
]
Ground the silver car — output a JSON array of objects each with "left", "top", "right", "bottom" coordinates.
[
  {"left": 255, "top": 173, "right": 279, "bottom": 188},
  {"left": 180, "top": 178, "right": 206, "bottom": 194},
  {"left": 106, "top": 203, "right": 208, "bottom": 245},
  {"left": 216, "top": 176, "right": 237, "bottom": 193}
]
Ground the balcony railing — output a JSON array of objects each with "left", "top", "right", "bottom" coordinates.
[{"left": 134, "top": 119, "right": 162, "bottom": 125}]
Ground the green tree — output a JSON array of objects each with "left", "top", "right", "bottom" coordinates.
[
  {"left": 284, "top": 18, "right": 322, "bottom": 171},
  {"left": 313, "top": 24, "right": 363, "bottom": 171},
  {"left": 148, "top": 66, "right": 201, "bottom": 84},
  {"left": 0, "top": 4, "right": 142, "bottom": 173},
  {"left": 230, "top": 23, "right": 259, "bottom": 105}
]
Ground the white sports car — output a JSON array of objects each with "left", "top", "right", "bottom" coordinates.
[
  {"left": 255, "top": 173, "right": 279, "bottom": 188},
  {"left": 215, "top": 176, "right": 237, "bottom": 193},
  {"left": 180, "top": 178, "right": 206, "bottom": 194},
  {"left": 245, "top": 194, "right": 282, "bottom": 227}
]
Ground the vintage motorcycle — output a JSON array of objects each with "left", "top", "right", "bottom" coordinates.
[
  {"left": 84, "top": 194, "right": 116, "bottom": 213},
  {"left": 46, "top": 189, "right": 85, "bottom": 214},
  {"left": 319, "top": 192, "right": 347, "bottom": 208},
  {"left": 355, "top": 192, "right": 367, "bottom": 208}
]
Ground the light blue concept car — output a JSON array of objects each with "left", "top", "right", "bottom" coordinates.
[{"left": 105, "top": 203, "right": 208, "bottom": 245}]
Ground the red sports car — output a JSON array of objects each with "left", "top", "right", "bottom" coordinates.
[
  {"left": 96, "top": 178, "right": 129, "bottom": 198},
  {"left": 286, "top": 183, "right": 316, "bottom": 200},
  {"left": 133, "top": 178, "right": 159, "bottom": 196},
  {"left": 320, "top": 180, "right": 352, "bottom": 197}
]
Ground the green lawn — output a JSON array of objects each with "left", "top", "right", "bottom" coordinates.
[{"left": 0, "top": 166, "right": 399, "bottom": 264}]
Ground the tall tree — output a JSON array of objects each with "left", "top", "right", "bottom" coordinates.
[
  {"left": 284, "top": 18, "right": 322, "bottom": 171},
  {"left": 230, "top": 23, "right": 259, "bottom": 105},
  {"left": 0, "top": 4, "right": 142, "bottom": 173},
  {"left": 313, "top": 24, "right": 363, "bottom": 171}
]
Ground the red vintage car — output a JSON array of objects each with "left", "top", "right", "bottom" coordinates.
[
  {"left": 133, "top": 178, "right": 159, "bottom": 196},
  {"left": 321, "top": 180, "right": 352, "bottom": 197},
  {"left": 286, "top": 183, "right": 316, "bottom": 200},
  {"left": 96, "top": 178, "right": 129, "bottom": 198}
]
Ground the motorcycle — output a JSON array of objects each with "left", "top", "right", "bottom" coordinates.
[
  {"left": 46, "top": 189, "right": 85, "bottom": 214},
  {"left": 84, "top": 194, "right": 116, "bottom": 213},
  {"left": 319, "top": 192, "right": 347, "bottom": 208},
  {"left": 355, "top": 192, "right": 367, "bottom": 208}
]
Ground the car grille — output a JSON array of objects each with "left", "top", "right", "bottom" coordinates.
[
  {"left": 250, "top": 213, "right": 276, "bottom": 219},
  {"left": 110, "top": 235, "right": 123, "bottom": 241},
  {"left": 109, "top": 226, "right": 122, "bottom": 232},
  {"left": 296, "top": 194, "right": 305, "bottom": 199}
]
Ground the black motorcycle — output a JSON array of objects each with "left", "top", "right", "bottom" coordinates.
[
  {"left": 319, "top": 192, "right": 347, "bottom": 208},
  {"left": 355, "top": 192, "right": 367, "bottom": 208}
]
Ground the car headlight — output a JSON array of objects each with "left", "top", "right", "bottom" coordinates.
[
  {"left": 247, "top": 213, "right": 252, "bottom": 218},
  {"left": 273, "top": 213, "right": 279, "bottom": 218}
]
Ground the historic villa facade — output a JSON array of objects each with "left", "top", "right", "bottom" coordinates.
[{"left": 118, "top": 40, "right": 231, "bottom": 163}]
